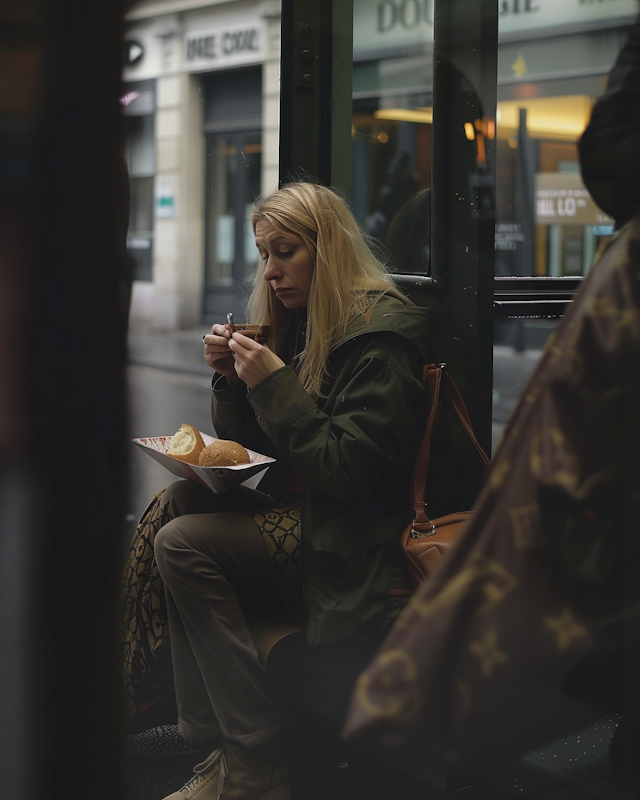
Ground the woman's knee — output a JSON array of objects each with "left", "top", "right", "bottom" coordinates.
[
  {"left": 160, "top": 479, "right": 212, "bottom": 517},
  {"left": 154, "top": 517, "right": 195, "bottom": 578}
]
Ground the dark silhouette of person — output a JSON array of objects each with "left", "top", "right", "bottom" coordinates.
[
  {"left": 579, "top": 12, "right": 640, "bottom": 228},
  {"left": 367, "top": 151, "right": 420, "bottom": 245},
  {"left": 385, "top": 188, "right": 431, "bottom": 275}
]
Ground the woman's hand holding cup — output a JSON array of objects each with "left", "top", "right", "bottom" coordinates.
[
  {"left": 204, "top": 323, "right": 240, "bottom": 383},
  {"left": 204, "top": 322, "right": 282, "bottom": 387},
  {"left": 228, "top": 332, "right": 284, "bottom": 388}
]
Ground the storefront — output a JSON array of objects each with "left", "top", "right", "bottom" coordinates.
[
  {"left": 123, "top": 0, "right": 637, "bottom": 331},
  {"left": 122, "top": 0, "right": 280, "bottom": 330}
]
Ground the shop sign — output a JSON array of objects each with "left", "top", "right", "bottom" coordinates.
[
  {"left": 184, "top": 25, "right": 263, "bottom": 71},
  {"left": 120, "top": 87, "right": 155, "bottom": 116},
  {"left": 122, "top": 23, "right": 163, "bottom": 82},
  {"left": 495, "top": 223, "right": 526, "bottom": 251},
  {"left": 499, "top": 0, "right": 638, "bottom": 37},
  {"left": 535, "top": 172, "right": 614, "bottom": 226},
  {"left": 124, "top": 40, "right": 144, "bottom": 67},
  {"left": 155, "top": 178, "right": 176, "bottom": 219},
  {"left": 353, "top": 0, "right": 636, "bottom": 58},
  {"left": 354, "top": 0, "right": 434, "bottom": 57}
]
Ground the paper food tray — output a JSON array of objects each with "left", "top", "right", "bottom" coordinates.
[{"left": 132, "top": 431, "right": 275, "bottom": 493}]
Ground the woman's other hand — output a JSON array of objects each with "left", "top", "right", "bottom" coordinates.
[
  {"left": 228, "top": 332, "right": 285, "bottom": 388},
  {"left": 204, "top": 324, "right": 240, "bottom": 383}
]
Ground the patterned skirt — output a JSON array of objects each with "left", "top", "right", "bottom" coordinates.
[{"left": 121, "top": 491, "right": 302, "bottom": 711}]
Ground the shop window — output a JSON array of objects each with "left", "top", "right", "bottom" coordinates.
[
  {"left": 203, "top": 67, "right": 262, "bottom": 321},
  {"left": 490, "top": 14, "right": 629, "bottom": 448},
  {"left": 494, "top": 95, "right": 614, "bottom": 284},
  {"left": 204, "top": 67, "right": 262, "bottom": 131},
  {"left": 122, "top": 79, "right": 155, "bottom": 282}
]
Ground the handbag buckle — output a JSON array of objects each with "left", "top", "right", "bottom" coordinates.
[{"left": 410, "top": 524, "right": 436, "bottom": 539}]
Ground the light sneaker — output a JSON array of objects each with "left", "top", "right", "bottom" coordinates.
[
  {"left": 218, "top": 739, "right": 290, "bottom": 799},
  {"left": 162, "top": 747, "right": 227, "bottom": 800},
  {"left": 163, "top": 739, "right": 291, "bottom": 800}
]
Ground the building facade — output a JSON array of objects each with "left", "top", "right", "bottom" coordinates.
[
  {"left": 123, "top": 0, "right": 638, "bottom": 331},
  {"left": 123, "top": 0, "right": 281, "bottom": 330}
]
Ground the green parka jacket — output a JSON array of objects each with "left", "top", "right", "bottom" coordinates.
[{"left": 211, "top": 293, "right": 430, "bottom": 647}]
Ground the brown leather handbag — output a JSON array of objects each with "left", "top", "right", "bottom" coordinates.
[{"left": 401, "top": 363, "right": 491, "bottom": 589}]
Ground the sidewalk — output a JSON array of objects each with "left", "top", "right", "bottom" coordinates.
[{"left": 127, "top": 328, "right": 211, "bottom": 376}]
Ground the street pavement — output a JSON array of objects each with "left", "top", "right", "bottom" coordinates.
[
  {"left": 124, "top": 328, "right": 214, "bottom": 548},
  {"left": 127, "top": 328, "right": 212, "bottom": 378},
  {"left": 491, "top": 344, "right": 542, "bottom": 450}
]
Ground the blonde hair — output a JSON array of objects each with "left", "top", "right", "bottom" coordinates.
[{"left": 248, "top": 181, "right": 407, "bottom": 397}]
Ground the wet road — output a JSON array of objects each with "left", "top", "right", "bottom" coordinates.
[
  {"left": 124, "top": 364, "right": 214, "bottom": 548},
  {"left": 491, "top": 345, "right": 542, "bottom": 451}
]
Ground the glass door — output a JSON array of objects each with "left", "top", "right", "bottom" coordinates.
[{"left": 203, "top": 130, "right": 262, "bottom": 322}]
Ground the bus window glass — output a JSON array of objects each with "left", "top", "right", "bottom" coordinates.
[
  {"left": 494, "top": 8, "right": 631, "bottom": 283},
  {"left": 351, "top": 1, "right": 636, "bottom": 449},
  {"left": 492, "top": 1, "right": 635, "bottom": 447}
]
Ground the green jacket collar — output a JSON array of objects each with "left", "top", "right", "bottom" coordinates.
[{"left": 331, "top": 292, "right": 430, "bottom": 361}]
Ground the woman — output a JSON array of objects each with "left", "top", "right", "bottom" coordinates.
[{"left": 142, "top": 182, "right": 431, "bottom": 800}]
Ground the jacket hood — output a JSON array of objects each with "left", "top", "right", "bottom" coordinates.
[{"left": 332, "top": 292, "right": 430, "bottom": 362}]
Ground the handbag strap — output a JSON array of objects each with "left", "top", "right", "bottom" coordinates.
[{"left": 412, "top": 363, "right": 491, "bottom": 527}]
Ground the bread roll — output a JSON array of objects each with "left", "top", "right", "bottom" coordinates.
[
  {"left": 198, "top": 440, "right": 250, "bottom": 467},
  {"left": 167, "top": 423, "right": 205, "bottom": 464}
]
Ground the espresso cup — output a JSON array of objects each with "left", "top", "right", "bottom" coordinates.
[{"left": 233, "top": 323, "right": 270, "bottom": 344}]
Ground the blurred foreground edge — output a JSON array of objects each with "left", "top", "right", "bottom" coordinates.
[{"left": 0, "top": 2, "right": 131, "bottom": 799}]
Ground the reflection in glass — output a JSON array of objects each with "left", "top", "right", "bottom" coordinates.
[
  {"left": 352, "top": 106, "right": 432, "bottom": 271},
  {"left": 352, "top": 0, "right": 434, "bottom": 274},
  {"left": 493, "top": 7, "right": 628, "bottom": 358},
  {"left": 495, "top": 37, "right": 622, "bottom": 281},
  {"left": 386, "top": 187, "right": 431, "bottom": 274}
]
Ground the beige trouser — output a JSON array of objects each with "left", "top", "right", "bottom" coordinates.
[{"left": 154, "top": 480, "right": 293, "bottom": 748}]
